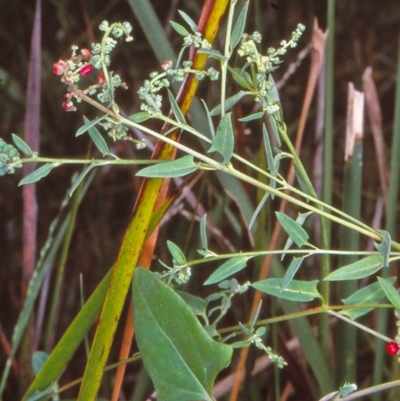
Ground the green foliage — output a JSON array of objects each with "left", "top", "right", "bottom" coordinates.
[
  {"left": 2, "top": 2, "right": 400, "bottom": 401},
  {"left": 133, "top": 268, "right": 232, "bottom": 401}
]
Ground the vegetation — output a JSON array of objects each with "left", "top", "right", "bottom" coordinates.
[{"left": 1, "top": 1, "right": 400, "bottom": 400}]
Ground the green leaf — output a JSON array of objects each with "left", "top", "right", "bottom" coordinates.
[
  {"left": 281, "top": 211, "right": 312, "bottom": 259},
  {"left": 136, "top": 155, "right": 198, "bottom": 178},
  {"left": 374, "top": 230, "right": 391, "bottom": 267},
  {"left": 32, "top": 352, "right": 48, "bottom": 377},
  {"left": 204, "top": 256, "right": 250, "bottom": 285},
  {"left": 262, "top": 123, "right": 275, "bottom": 174},
  {"left": 19, "top": 163, "right": 59, "bottom": 186},
  {"left": 69, "top": 163, "right": 97, "bottom": 197},
  {"left": 280, "top": 257, "right": 305, "bottom": 292},
  {"left": 238, "top": 111, "right": 265, "bottom": 122},
  {"left": 197, "top": 48, "right": 227, "bottom": 62},
  {"left": 200, "top": 100, "right": 216, "bottom": 139},
  {"left": 76, "top": 114, "right": 107, "bottom": 137},
  {"left": 323, "top": 254, "right": 383, "bottom": 281},
  {"left": 230, "top": 67, "right": 253, "bottom": 90},
  {"left": 167, "top": 89, "right": 186, "bottom": 125},
  {"left": 177, "top": 291, "right": 209, "bottom": 323},
  {"left": 252, "top": 278, "right": 322, "bottom": 302},
  {"left": 84, "top": 116, "right": 110, "bottom": 156},
  {"left": 210, "top": 91, "right": 248, "bottom": 116},
  {"left": 275, "top": 212, "right": 309, "bottom": 248},
  {"left": 12, "top": 134, "right": 34, "bottom": 156},
  {"left": 249, "top": 192, "right": 270, "bottom": 230},
  {"left": 128, "top": 111, "right": 151, "bottom": 123},
  {"left": 230, "top": 1, "right": 249, "bottom": 50},
  {"left": 207, "top": 113, "right": 234, "bottom": 164},
  {"left": 341, "top": 277, "right": 396, "bottom": 319},
  {"left": 170, "top": 21, "right": 190, "bottom": 37},
  {"left": 377, "top": 277, "right": 400, "bottom": 309},
  {"left": 133, "top": 268, "right": 232, "bottom": 401},
  {"left": 167, "top": 240, "right": 186, "bottom": 265},
  {"left": 178, "top": 10, "right": 197, "bottom": 32},
  {"left": 199, "top": 214, "right": 208, "bottom": 252}
]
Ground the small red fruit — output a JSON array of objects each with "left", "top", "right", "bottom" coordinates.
[
  {"left": 80, "top": 48, "right": 91, "bottom": 58},
  {"left": 97, "top": 75, "right": 106, "bottom": 85},
  {"left": 386, "top": 341, "right": 399, "bottom": 356},
  {"left": 53, "top": 60, "right": 67, "bottom": 75},
  {"left": 80, "top": 64, "right": 93, "bottom": 76}
]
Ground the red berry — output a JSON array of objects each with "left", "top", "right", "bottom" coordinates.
[
  {"left": 80, "top": 48, "right": 91, "bottom": 58},
  {"left": 97, "top": 75, "right": 106, "bottom": 85},
  {"left": 386, "top": 341, "right": 399, "bottom": 356},
  {"left": 53, "top": 60, "right": 67, "bottom": 75},
  {"left": 80, "top": 64, "right": 93, "bottom": 76}
]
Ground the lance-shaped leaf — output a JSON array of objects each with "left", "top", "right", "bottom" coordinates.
[
  {"left": 133, "top": 268, "right": 232, "bottom": 401},
  {"left": 252, "top": 278, "right": 322, "bottom": 302},
  {"left": 136, "top": 155, "right": 198, "bottom": 178},
  {"left": 341, "top": 277, "right": 396, "bottom": 320},
  {"left": 178, "top": 10, "right": 197, "bottom": 32},
  {"left": 19, "top": 163, "right": 59, "bottom": 186},
  {"left": 167, "top": 240, "right": 186, "bottom": 266},
  {"left": 210, "top": 91, "right": 249, "bottom": 116},
  {"left": 207, "top": 113, "right": 234, "bottom": 164},
  {"left": 374, "top": 230, "right": 391, "bottom": 268},
  {"left": 377, "top": 277, "right": 400, "bottom": 310},
  {"left": 323, "top": 254, "right": 383, "bottom": 281},
  {"left": 275, "top": 212, "right": 309, "bottom": 248},
  {"left": 83, "top": 116, "right": 110, "bottom": 157},
  {"left": 230, "top": 1, "right": 249, "bottom": 51},
  {"left": 76, "top": 114, "right": 107, "bottom": 137},
  {"left": 12, "top": 134, "right": 35, "bottom": 157},
  {"left": 280, "top": 256, "right": 305, "bottom": 292},
  {"left": 204, "top": 256, "right": 250, "bottom": 285}
]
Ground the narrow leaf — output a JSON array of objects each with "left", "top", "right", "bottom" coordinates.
[
  {"left": 84, "top": 116, "right": 110, "bottom": 156},
  {"left": 208, "top": 113, "right": 234, "bottom": 164},
  {"left": 69, "top": 163, "right": 97, "bottom": 197},
  {"left": 204, "top": 256, "right": 250, "bottom": 285},
  {"left": 32, "top": 352, "right": 48, "bottom": 376},
  {"left": 167, "top": 89, "right": 186, "bottom": 125},
  {"left": 377, "top": 277, "right": 400, "bottom": 310},
  {"left": 19, "top": 163, "right": 59, "bottom": 186},
  {"left": 230, "top": 1, "right": 249, "bottom": 50},
  {"left": 275, "top": 212, "right": 309, "bottom": 248},
  {"left": 76, "top": 114, "right": 107, "bottom": 137},
  {"left": 12, "top": 134, "right": 34, "bottom": 156},
  {"left": 177, "top": 291, "right": 208, "bottom": 322},
  {"left": 230, "top": 67, "right": 253, "bottom": 90},
  {"left": 341, "top": 277, "right": 396, "bottom": 319},
  {"left": 374, "top": 230, "right": 391, "bottom": 267},
  {"left": 210, "top": 91, "right": 248, "bottom": 116},
  {"left": 170, "top": 21, "right": 190, "bottom": 37},
  {"left": 280, "top": 257, "right": 305, "bottom": 292},
  {"left": 249, "top": 192, "right": 270, "bottom": 230},
  {"left": 199, "top": 214, "right": 208, "bottom": 252},
  {"left": 262, "top": 123, "right": 275, "bottom": 174},
  {"left": 178, "top": 10, "right": 197, "bottom": 32},
  {"left": 128, "top": 111, "right": 151, "bottom": 123},
  {"left": 133, "top": 268, "right": 232, "bottom": 401},
  {"left": 200, "top": 100, "right": 216, "bottom": 139},
  {"left": 238, "top": 111, "right": 265, "bottom": 122},
  {"left": 136, "top": 155, "right": 198, "bottom": 178},
  {"left": 197, "top": 48, "right": 227, "bottom": 62},
  {"left": 324, "top": 254, "right": 383, "bottom": 281},
  {"left": 167, "top": 240, "right": 186, "bottom": 265},
  {"left": 252, "top": 279, "right": 322, "bottom": 302}
]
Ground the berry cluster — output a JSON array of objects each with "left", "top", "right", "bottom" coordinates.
[{"left": 0, "top": 138, "right": 22, "bottom": 176}]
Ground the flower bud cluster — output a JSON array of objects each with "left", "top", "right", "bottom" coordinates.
[
  {"left": 237, "top": 24, "right": 305, "bottom": 113},
  {"left": 54, "top": 21, "right": 132, "bottom": 113},
  {"left": 0, "top": 138, "right": 22, "bottom": 176}
]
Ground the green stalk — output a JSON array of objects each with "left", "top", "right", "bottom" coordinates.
[
  {"left": 336, "top": 141, "right": 362, "bottom": 385},
  {"left": 372, "top": 28, "right": 400, "bottom": 401},
  {"left": 44, "top": 172, "right": 85, "bottom": 350}
]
